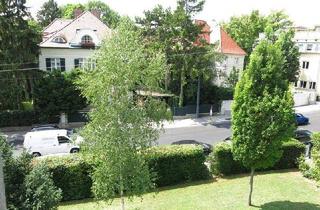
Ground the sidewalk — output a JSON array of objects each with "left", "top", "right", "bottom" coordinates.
[
  {"left": 162, "top": 114, "right": 230, "bottom": 129},
  {"left": 294, "top": 102, "right": 320, "bottom": 113}
]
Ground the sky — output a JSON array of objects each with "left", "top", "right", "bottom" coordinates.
[{"left": 26, "top": 0, "right": 320, "bottom": 27}]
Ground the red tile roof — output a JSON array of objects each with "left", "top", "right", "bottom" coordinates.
[
  {"left": 220, "top": 28, "right": 246, "bottom": 55},
  {"left": 195, "top": 20, "right": 211, "bottom": 45}
]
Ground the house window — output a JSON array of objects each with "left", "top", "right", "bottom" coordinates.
[
  {"left": 81, "top": 35, "right": 93, "bottom": 44},
  {"left": 306, "top": 44, "right": 313, "bottom": 51},
  {"left": 298, "top": 43, "right": 304, "bottom": 51},
  {"left": 74, "top": 58, "right": 96, "bottom": 70},
  {"left": 52, "top": 36, "right": 66, "bottom": 43},
  {"left": 294, "top": 81, "right": 298, "bottom": 87},
  {"left": 45, "top": 58, "right": 65, "bottom": 71},
  {"left": 309, "top": 82, "right": 316, "bottom": 89},
  {"left": 302, "top": 61, "right": 309, "bottom": 69},
  {"left": 235, "top": 57, "right": 239, "bottom": 64},
  {"left": 300, "top": 80, "right": 307, "bottom": 88}
]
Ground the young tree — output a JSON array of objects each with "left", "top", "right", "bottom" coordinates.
[
  {"left": 232, "top": 40, "right": 295, "bottom": 206},
  {"left": 77, "top": 18, "right": 170, "bottom": 209},
  {"left": 37, "top": 0, "right": 61, "bottom": 28}
]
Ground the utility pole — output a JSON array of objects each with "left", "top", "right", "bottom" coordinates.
[
  {"left": 195, "top": 75, "right": 201, "bottom": 118},
  {"left": 0, "top": 153, "right": 7, "bottom": 210}
]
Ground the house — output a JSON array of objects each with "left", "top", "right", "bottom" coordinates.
[
  {"left": 39, "top": 10, "right": 111, "bottom": 72},
  {"left": 195, "top": 20, "right": 246, "bottom": 86},
  {"left": 293, "top": 26, "right": 320, "bottom": 105}
]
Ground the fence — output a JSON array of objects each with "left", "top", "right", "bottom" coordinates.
[{"left": 172, "top": 104, "right": 220, "bottom": 116}]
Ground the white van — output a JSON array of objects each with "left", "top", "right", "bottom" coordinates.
[{"left": 24, "top": 129, "right": 80, "bottom": 157}]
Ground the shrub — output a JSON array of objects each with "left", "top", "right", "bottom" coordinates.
[
  {"left": 0, "top": 110, "right": 40, "bottom": 127},
  {"left": 24, "top": 163, "right": 62, "bottom": 210},
  {"left": 33, "top": 155, "right": 93, "bottom": 201},
  {"left": 33, "top": 145, "right": 210, "bottom": 201},
  {"left": 145, "top": 145, "right": 210, "bottom": 187},
  {"left": 209, "top": 139, "right": 305, "bottom": 176}
]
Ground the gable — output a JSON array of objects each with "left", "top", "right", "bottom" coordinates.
[{"left": 40, "top": 11, "right": 111, "bottom": 48}]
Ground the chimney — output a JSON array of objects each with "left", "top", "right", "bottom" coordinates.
[
  {"left": 91, "top": 9, "right": 101, "bottom": 19},
  {"left": 74, "top": 8, "right": 83, "bottom": 18}
]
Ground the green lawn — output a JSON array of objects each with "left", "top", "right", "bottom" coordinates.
[{"left": 59, "top": 170, "right": 320, "bottom": 210}]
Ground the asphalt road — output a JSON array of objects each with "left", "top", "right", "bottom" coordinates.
[{"left": 3, "top": 110, "right": 320, "bottom": 156}]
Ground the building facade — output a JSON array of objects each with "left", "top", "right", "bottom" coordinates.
[
  {"left": 294, "top": 26, "right": 320, "bottom": 104},
  {"left": 196, "top": 20, "right": 246, "bottom": 87},
  {"left": 39, "top": 10, "right": 111, "bottom": 71}
]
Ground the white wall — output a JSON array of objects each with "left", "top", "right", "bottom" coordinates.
[
  {"left": 293, "top": 91, "right": 317, "bottom": 106},
  {"left": 39, "top": 48, "right": 97, "bottom": 71}
]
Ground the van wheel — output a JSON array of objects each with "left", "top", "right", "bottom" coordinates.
[
  {"left": 70, "top": 148, "right": 79, "bottom": 153},
  {"left": 32, "top": 152, "right": 41, "bottom": 157}
]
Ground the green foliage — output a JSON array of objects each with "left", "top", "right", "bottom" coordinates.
[
  {"left": 32, "top": 145, "right": 209, "bottom": 201},
  {"left": 33, "top": 70, "right": 86, "bottom": 122},
  {"left": 0, "top": 110, "right": 48, "bottom": 127},
  {"left": 145, "top": 145, "right": 210, "bottom": 187},
  {"left": 137, "top": 1, "right": 219, "bottom": 107},
  {"left": 0, "top": 0, "right": 41, "bottom": 110},
  {"left": 77, "top": 18, "right": 170, "bottom": 205},
  {"left": 0, "top": 137, "right": 33, "bottom": 209},
  {"left": 223, "top": 10, "right": 266, "bottom": 65},
  {"left": 232, "top": 40, "right": 295, "bottom": 170},
  {"left": 21, "top": 101, "right": 34, "bottom": 111},
  {"left": 209, "top": 140, "right": 305, "bottom": 176},
  {"left": 60, "top": 3, "right": 85, "bottom": 19},
  {"left": 33, "top": 155, "right": 93, "bottom": 201},
  {"left": 37, "top": 0, "right": 61, "bottom": 27},
  {"left": 225, "top": 67, "right": 240, "bottom": 89},
  {"left": 24, "top": 163, "right": 62, "bottom": 210},
  {"left": 86, "top": 0, "right": 121, "bottom": 28}
]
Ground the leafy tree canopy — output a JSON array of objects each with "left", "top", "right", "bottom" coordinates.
[{"left": 37, "top": 0, "right": 61, "bottom": 27}]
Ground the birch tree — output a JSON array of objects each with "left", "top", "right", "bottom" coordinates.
[{"left": 77, "top": 18, "right": 170, "bottom": 210}]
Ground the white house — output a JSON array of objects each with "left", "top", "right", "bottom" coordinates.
[
  {"left": 39, "top": 10, "right": 111, "bottom": 71},
  {"left": 196, "top": 20, "right": 246, "bottom": 86},
  {"left": 293, "top": 26, "right": 320, "bottom": 105}
]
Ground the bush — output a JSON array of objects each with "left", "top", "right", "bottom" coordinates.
[
  {"left": 33, "top": 145, "right": 210, "bottom": 201},
  {"left": 0, "top": 110, "right": 40, "bottom": 127},
  {"left": 33, "top": 155, "right": 93, "bottom": 201},
  {"left": 209, "top": 139, "right": 305, "bottom": 176},
  {"left": 145, "top": 145, "right": 210, "bottom": 187},
  {"left": 24, "top": 163, "right": 62, "bottom": 210}
]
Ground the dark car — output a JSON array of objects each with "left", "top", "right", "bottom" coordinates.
[
  {"left": 172, "top": 140, "right": 212, "bottom": 155},
  {"left": 295, "top": 113, "right": 309, "bottom": 125},
  {"left": 294, "top": 129, "right": 312, "bottom": 143},
  {"left": 31, "top": 124, "right": 60, "bottom": 132}
]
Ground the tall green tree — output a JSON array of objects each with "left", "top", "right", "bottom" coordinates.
[
  {"left": 77, "top": 18, "right": 170, "bottom": 210},
  {"left": 0, "top": 0, "right": 41, "bottom": 110},
  {"left": 137, "top": 0, "right": 217, "bottom": 107},
  {"left": 60, "top": 3, "right": 85, "bottom": 19},
  {"left": 37, "top": 0, "right": 61, "bottom": 28},
  {"left": 33, "top": 70, "right": 87, "bottom": 122},
  {"left": 223, "top": 10, "right": 266, "bottom": 66},
  {"left": 86, "top": 0, "right": 121, "bottom": 28},
  {"left": 232, "top": 40, "right": 295, "bottom": 206}
]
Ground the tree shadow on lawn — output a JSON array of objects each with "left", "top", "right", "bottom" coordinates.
[{"left": 259, "top": 201, "right": 320, "bottom": 210}]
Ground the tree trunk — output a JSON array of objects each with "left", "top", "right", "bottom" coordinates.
[
  {"left": 248, "top": 168, "right": 255, "bottom": 206},
  {"left": 179, "top": 58, "right": 187, "bottom": 107},
  {"left": 120, "top": 188, "right": 125, "bottom": 210},
  {"left": 0, "top": 154, "right": 7, "bottom": 210},
  {"left": 196, "top": 75, "right": 201, "bottom": 118}
]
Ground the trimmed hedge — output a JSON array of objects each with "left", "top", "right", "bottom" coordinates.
[
  {"left": 145, "top": 145, "right": 210, "bottom": 187},
  {"left": 209, "top": 139, "right": 305, "bottom": 176},
  {"left": 0, "top": 110, "right": 40, "bottom": 127},
  {"left": 33, "top": 145, "right": 209, "bottom": 201},
  {"left": 33, "top": 155, "right": 93, "bottom": 201}
]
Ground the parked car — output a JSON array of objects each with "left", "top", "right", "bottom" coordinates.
[
  {"left": 294, "top": 129, "right": 312, "bottom": 143},
  {"left": 295, "top": 113, "right": 309, "bottom": 125},
  {"left": 172, "top": 140, "right": 212, "bottom": 155},
  {"left": 24, "top": 130, "right": 80, "bottom": 157},
  {"left": 31, "top": 124, "right": 60, "bottom": 132}
]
